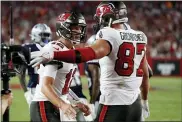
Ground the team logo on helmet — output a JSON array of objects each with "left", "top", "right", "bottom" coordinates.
[
  {"left": 57, "top": 13, "right": 71, "bottom": 22},
  {"left": 96, "top": 4, "right": 114, "bottom": 18}
]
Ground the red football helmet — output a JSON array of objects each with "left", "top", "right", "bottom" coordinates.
[
  {"left": 56, "top": 11, "right": 87, "bottom": 44},
  {"left": 93, "top": 1, "right": 128, "bottom": 32}
]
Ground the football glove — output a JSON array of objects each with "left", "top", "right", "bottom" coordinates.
[
  {"left": 30, "top": 44, "right": 54, "bottom": 67},
  {"left": 141, "top": 100, "right": 150, "bottom": 118},
  {"left": 24, "top": 90, "right": 33, "bottom": 106}
]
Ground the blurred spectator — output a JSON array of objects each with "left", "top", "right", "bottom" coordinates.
[{"left": 1, "top": 1, "right": 182, "bottom": 58}]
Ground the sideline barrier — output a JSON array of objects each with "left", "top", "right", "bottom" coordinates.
[{"left": 79, "top": 58, "right": 182, "bottom": 77}]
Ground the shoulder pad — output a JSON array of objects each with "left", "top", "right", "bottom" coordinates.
[{"left": 48, "top": 41, "right": 67, "bottom": 51}]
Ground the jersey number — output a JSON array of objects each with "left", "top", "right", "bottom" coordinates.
[
  {"left": 62, "top": 68, "right": 76, "bottom": 94},
  {"left": 115, "top": 42, "right": 145, "bottom": 76}
]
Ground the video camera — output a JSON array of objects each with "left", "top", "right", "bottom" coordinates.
[{"left": 1, "top": 43, "right": 30, "bottom": 78}]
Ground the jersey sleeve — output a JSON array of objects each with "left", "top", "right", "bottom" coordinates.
[
  {"left": 41, "top": 41, "right": 65, "bottom": 79},
  {"left": 87, "top": 35, "right": 96, "bottom": 45},
  {"left": 87, "top": 59, "right": 99, "bottom": 65},
  {"left": 141, "top": 32, "right": 148, "bottom": 51},
  {"left": 143, "top": 32, "right": 148, "bottom": 45},
  {"left": 95, "top": 27, "right": 117, "bottom": 51},
  {"left": 43, "top": 64, "right": 58, "bottom": 79},
  {"left": 86, "top": 35, "right": 99, "bottom": 64},
  {"left": 43, "top": 41, "right": 64, "bottom": 52}
]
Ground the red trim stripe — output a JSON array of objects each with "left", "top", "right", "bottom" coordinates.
[
  {"left": 39, "top": 101, "right": 48, "bottom": 122},
  {"left": 99, "top": 105, "right": 108, "bottom": 122}
]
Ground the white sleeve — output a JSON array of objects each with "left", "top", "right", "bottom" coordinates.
[
  {"left": 95, "top": 27, "right": 117, "bottom": 49},
  {"left": 41, "top": 41, "right": 64, "bottom": 79},
  {"left": 43, "top": 41, "right": 63, "bottom": 52},
  {"left": 87, "top": 59, "right": 99, "bottom": 64},
  {"left": 143, "top": 33, "right": 148, "bottom": 45},
  {"left": 43, "top": 64, "right": 58, "bottom": 79},
  {"left": 86, "top": 35, "right": 96, "bottom": 45},
  {"left": 141, "top": 32, "right": 148, "bottom": 51}
]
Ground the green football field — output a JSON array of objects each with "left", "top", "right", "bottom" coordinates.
[{"left": 2, "top": 76, "right": 182, "bottom": 121}]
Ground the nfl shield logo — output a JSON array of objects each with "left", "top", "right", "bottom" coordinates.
[{"left": 99, "top": 31, "right": 103, "bottom": 38}]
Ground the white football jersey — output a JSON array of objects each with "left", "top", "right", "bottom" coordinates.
[
  {"left": 96, "top": 27, "right": 147, "bottom": 105},
  {"left": 86, "top": 35, "right": 99, "bottom": 64},
  {"left": 70, "top": 65, "right": 81, "bottom": 87},
  {"left": 33, "top": 41, "right": 77, "bottom": 101}
]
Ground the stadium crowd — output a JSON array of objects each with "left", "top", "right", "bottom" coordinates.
[{"left": 1, "top": 1, "right": 182, "bottom": 58}]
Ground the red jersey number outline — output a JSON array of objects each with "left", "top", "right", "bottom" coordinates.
[
  {"left": 115, "top": 42, "right": 145, "bottom": 76},
  {"left": 62, "top": 68, "right": 76, "bottom": 94}
]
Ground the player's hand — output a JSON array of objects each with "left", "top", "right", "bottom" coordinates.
[
  {"left": 24, "top": 90, "right": 33, "bottom": 105},
  {"left": 141, "top": 100, "right": 150, "bottom": 118},
  {"left": 75, "top": 102, "right": 91, "bottom": 116},
  {"left": 61, "top": 102, "right": 77, "bottom": 119},
  {"left": 30, "top": 45, "right": 54, "bottom": 67},
  {"left": 30, "top": 56, "right": 47, "bottom": 68}
]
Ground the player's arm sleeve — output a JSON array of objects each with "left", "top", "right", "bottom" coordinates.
[
  {"left": 42, "top": 42, "right": 63, "bottom": 78},
  {"left": 87, "top": 35, "right": 96, "bottom": 45},
  {"left": 41, "top": 64, "right": 65, "bottom": 108},
  {"left": 43, "top": 64, "right": 58, "bottom": 79},
  {"left": 142, "top": 32, "right": 148, "bottom": 47},
  {"left": 87, "top": 59, "right": 99, "bottom": 66},
  {"left": 53, "top": 30, "right": 116, "bottom": 63},
  {"left": 95, "top": 28, "right": 117, "bottom": 55},
  {"left": 40, "top": 43, "right": 64, "bottom": 108}
]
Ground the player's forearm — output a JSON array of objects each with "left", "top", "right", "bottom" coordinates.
[
  {"left": 54, "top": 47, "right": 96, "bottom": 63},
  {"left": 89, "top": 65, "right": 100, "bottom": 103},
  {"left": 91, "top": 85, "right": 100, "bottom": 103},
  {"left": 141, "top": 75, "right": 150, "bottom": 100},
  {"left": 18, "top": 73, "right": 28, "bottom": 92},
  {"left": 19, "top": 65, "right": 28, "bottom": 92},
  {"left": 141, "top": 54, "right": 150, "bottom": 100},
  {"left": 41, "top": 84, "right": 65, "bottom": 108}
]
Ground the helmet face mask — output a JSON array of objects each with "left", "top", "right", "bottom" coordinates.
[
  {"left": 56, "top": 12, "right": 87, "bottom": 44},
  {"left": 30, "top": 23, "right": 52, "bottom": 46},
  {"left": 39, "top": 32, "right": 51, "bottom": 44}
]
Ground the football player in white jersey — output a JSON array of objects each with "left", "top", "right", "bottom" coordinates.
[
  {"left": 86, "top": 21, "right": 132, "bottom": 102},
  {"left": 87, "top": 23, "right": 152, "bottom": 122},
  {"left": 85, "top": 9, "right": 137, "bottom": 117},
  {"left": 30, "top": 2, "right": 150, "bottom": 122},
  {"left": 30, "top": 11, "right": 90, "bottom": 122},
  {"left": 88, "top": 2, "right": 152, "bottom": 121}
]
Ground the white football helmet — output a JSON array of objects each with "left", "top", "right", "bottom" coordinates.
[{"left": 30, "top": 23, "right": 52, "bottom": 46}]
